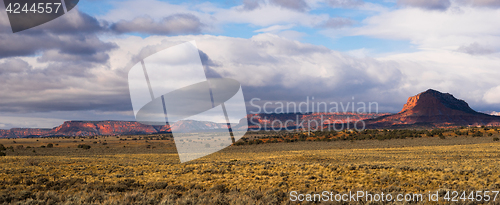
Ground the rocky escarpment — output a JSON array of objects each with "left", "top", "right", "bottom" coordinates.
[
  {"left": 367, "top": 89, "right": 500, "bottom": 128},
  {"left": 0, "top": 120, "right": 235, "bottom": 138},
  {"left": 52, "top": 121, "right": 164, "bottom": 136},
  {"left": 0, "top": 121, "right": 166, "bottom": 138},
  {"left": 1, "top": 113, "right": 388, "bottom": 138},
  {"left": 400, "top": 89, "right": 477, "bottom": 115}
]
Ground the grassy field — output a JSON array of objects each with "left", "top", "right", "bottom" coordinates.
[{"left": 1, "top": 128, "right": 500, "bottom": 204}]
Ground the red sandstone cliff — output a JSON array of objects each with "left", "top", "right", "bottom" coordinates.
[
  {"left": 0, "top": 121, "right": 167, "bottom": 138},
  {"left": 2, "top": 89, "right": 499, "bottom": 137},
  {"left": 366, "top": 89, "right": 500, "bottom": 128},
  {"left": 52, "top": 121, "right": 164, "bottom": 136}
]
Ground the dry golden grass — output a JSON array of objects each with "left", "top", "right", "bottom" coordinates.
[{"left": 1, "top": 132, "right": 500, "bottom": 204}]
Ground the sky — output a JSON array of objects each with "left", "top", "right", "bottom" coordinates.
[{"left": 1, "top": 0, "right": 500, "bottom": 129}]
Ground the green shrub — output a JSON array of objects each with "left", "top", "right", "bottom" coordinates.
[
  {"left": 0, "top": 144, "right": 5, "bottom": 150},
  {"left": 0, "top": 151, "right": 5, "bottom": 156},
  {"left": 47, "top": 143, "right": 54, "bottom": 148},
  {"left": 234, "top": 141, "right": 245, "bottom": 146},
  {"left": 493, "top": 137, "right": 499, "bottom": 141},
  {"left": 77, "top": 144, "right": 91, "bottom": 149}
]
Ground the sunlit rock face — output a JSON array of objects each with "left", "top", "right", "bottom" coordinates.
[{"left": 367, "top": 89, "right": 500, "bottom": 128}]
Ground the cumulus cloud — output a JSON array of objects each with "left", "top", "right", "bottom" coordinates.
[
  {"left": 336, "top": 6, "right": 500, "bottom": 108},
  {"left": 110, "top": 14, "right": 204, "bottom": 35},
  {"left": 146, "top": 34, "right": 406, "bottom": 112},
  {"left": 490, "top": 111, "right": 500, "bottom": 116},
  {"left": 0, "top": 116, "right": 66, "bottom": 129},
  {"left": 457, "top": 0, "right": 500, "bottom": 8},
  {"left": 0, "top": 8, "right": 123, "bottom": 115},
  {"left": 215, "top": 4, "right": 329, "bottom": 27},
  {"left": 0, "top": 56, "right": 129, "bottom": 113},
  {"left": 269, "top": 0, "right": 309, "bottom": 11},
  {"left": 326, "top": 0, "right": 365, "bottom": 8},
  {"left": 457, "top": 42, "right": 496, "bottom": 55},
  {"left": 0, "top": 59, "right": 31, "bottom": 75},
  {"left": 242, "top": 0, "right": 261, "bottom": 10},
  {"left": 0, "top": 34, "right": 406, "bottom": 116},
  {"left": 2, "top": 32, "right": 500, "bottom": 127},
  {"left": 0, "top": 9, "right": 115, "bottom": 59},
  {"left": 2, "top": 0, "right": 500, "bottom": 128},
  {"left": 100, "top": 0, "right": 329, "bottom": 29},
  {"left": 397, "top": 0, "right": 451, "bottom": 10},
  {"left": 483, "top": 86, "right": 500, "bottom": 104},
  {"left": 318, "top": 17, "right": 354, "bottom": 29},
  {"left": 254, "top": 24, "right": 295, "bottom": 33},
  {"left": 350, "top": 7, "right": 500, "bottom": 51}
]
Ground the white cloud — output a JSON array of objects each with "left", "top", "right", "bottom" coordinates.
[
  {"left": 100, "top": 0, "right": 332, "bottom": 31},
  {"left": 484, "top": 86, "right": 500, "bottom": 104},
  {"left": 457, "top": 42, "right": 496, "bottom": 55},
  {"left": 0, "top": 116, "right": 66, "bottom": 129},
  {"left": 100, "top": 0, "right": 199, "bottom": 22},
  {"left": 110, "top": 14, "right": 204, "bottom": 35},
  {"left": 318, "top": 17, "right": 354, "bottom": 29},
  {"left": 254, "top": 24, "right": 295, "bottom": 33},
  {"left": 378, "top": 49, "right": 500, "bottom": 105},
  {"left": 397, "top": 0, "right": 451, "bottom": 11},
  {"left": 490, "top": 111, "right": 500, "bottom": 116},
  {"left": 335, "top": 2, "right": 500, "bottom": 108},
  {"left": 346, "top": 48, "right": 372, "bottom": 58},
  {"left": 214, "top": 4, "right": 329, "bottom": 27},
  {"left": 3, "top": 31, "right": 500, "bottom": 127},
  {"left": 457, "top": 0, "right": 500, "bottom": 8},
  {"left": 253, "top": 25, "right": 305, "bottom": 40},
  {"left": 350, "top": 6, "right": 500, "bottom": 51}
]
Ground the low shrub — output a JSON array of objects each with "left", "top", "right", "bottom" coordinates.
[{"left": 77, "top": 144, "right": 91, "bottom": 149}]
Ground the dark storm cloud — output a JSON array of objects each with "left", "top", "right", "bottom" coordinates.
[
  {"left": 0, "top": 57, "right": 131, "bottom": 113},
  {"left": 0, "top": 91, "right": 132, "bottom": 113},
  {"left": 194, "top": 35, "right": 407, "bottom": 114},
  {"left": 110, "top": 14, "right": 204, "bottom": 35},
  {"left": 397, "top": 0, "right": 451, "bottom": 11},
  {"left": 318, "top": 17, "right": 354, "bottom": 29},
  {"left": 0, "top": 8, "right": 116, "bottom": 60},
  {"left": 0, "top": 2, "right": 126, "bottom": 114},
  {"left": 241, "top": 66, "right": 406, "bottom": 114},
  {"left": 269, "top": 0, "right": 309, "bottom": 12}
]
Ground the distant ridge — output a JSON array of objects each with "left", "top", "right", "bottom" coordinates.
[
  {"left": 0, "top": 113, "right": 387, "bottom": 138},
  {"left": 2, "top": 89, "right": 499, "bottom": 137},
  {"left": 0, "top": 120, "right": 229, "bottom": 138},
  {"left": 366, "top": 89, "right": 500, "bottom": 128}
]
